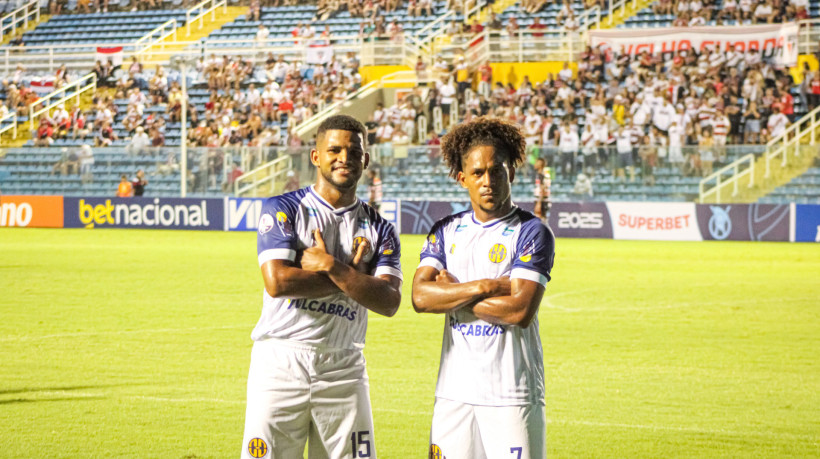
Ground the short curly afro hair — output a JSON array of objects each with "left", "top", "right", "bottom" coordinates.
[{"left": 440, "top": 117, "right": 526, "bottom": 180}]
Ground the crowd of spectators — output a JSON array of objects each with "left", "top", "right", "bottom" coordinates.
[
  {"left": 367, "top": 41, "right": 807, "bottom": 185},
  {"left": 654, "top": 0, "right": 809, "bottom": 25}
]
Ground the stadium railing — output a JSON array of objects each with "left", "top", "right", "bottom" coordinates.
[
  {"left": 601, "top": 0, "right": 641, "bottom": 28},
  {"left": 134, "top": 19, "right": 178, "bottom": 62},
  {"left": 233, "top": 152, "right": 297, "bottom": 197},
  {"left": 798, "top": 19, "right": 820, "bottom": 54},
  {"left": 0, "top": 0, "right": 39, "bottom": 43},
  {"left": 764, "top": 105, "right": 820, "bottom": 178},
  {"left": 699, "top": 105, "right": 820, "bottom": 203},
  {"left": 0, "top": 111, "right": 17, "bottom": 140},
  {"left": 185, "top": 0, "right": 227, "bottom": 37},
  {"left": 698, "top": 154, "right": 756, "bottom": 204},
  {"left": 27, "top": 73, "right": 96, "bottom": 131}
]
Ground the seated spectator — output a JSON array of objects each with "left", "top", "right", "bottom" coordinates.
[
  {"left": 96, "top": 121, "right": 117, "bottom": 147},
  {"left": 127, "top": 126, "right": 151, "bottom": 156},
  {"left": 34, "top": 117, "right": 55, "bottom": 146},
  {"left": 572, "top": 173, "right": 594, "bottom": 200}
]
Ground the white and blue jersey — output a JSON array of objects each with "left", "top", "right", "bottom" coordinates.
[
  {"left": 254, "top": 185, "right": 402, "bottom": 350},
  {"left": 419, "top": 207, "right": 555, "bottom": 406}
]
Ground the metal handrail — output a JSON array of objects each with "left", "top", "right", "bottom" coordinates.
[
  {"left": 698, "top": 154, "right": 756, "bottom": 203},
  {"left": 134, "top": 19, "right": 178, "bottom": 60},
  {"left": 764, "top": 105, "right": 820, "bottom": 177},
  {"left": 0, "top": 0, "right": 39, "bottom": 43},
  {"left": 186, "top": 0, "right": 227, "bottom": 37},
  {"left": 234, "top": 154, "right": 291, "bottom": 197},
  {"left": 699, "top": 105, "right": 820, "bottom": 202},
  {"left": 0, "top": 111, "right": 17, "bottom": 140},
  {"left": 28, "top": 73, "right": 96, "bottom": 131}
]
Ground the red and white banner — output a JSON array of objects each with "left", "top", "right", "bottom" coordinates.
[
  {"left": 608, "top": 202, "right": 702, "bottom": 241},
  {"left": 96, "top": 46, "right": 123, "bottom": 66},
  {"left": 29, "top": 79, "right": 54, "bottom": 96},
  {"left": 305, "top": 43, "right": 333, "bottom": 65},
  {"left": 589, "top": 23, "right": 799, "bottom": 66}
]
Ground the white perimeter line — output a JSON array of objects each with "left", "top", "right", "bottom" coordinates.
[{"left": 0, "top": 324, "right": 255, "bottom": 343}]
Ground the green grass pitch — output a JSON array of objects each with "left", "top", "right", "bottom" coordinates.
[{"left": 1, "top": 228, "right": 819, "bottom": 458}]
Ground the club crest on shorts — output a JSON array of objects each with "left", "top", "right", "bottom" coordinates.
[
  {"left": 429, "top": 444, "right": 444, "bottom": 459},
  {"left": 488, "top": 243, "right": 507, "bottom": 263},
  {"left": 353, "top": 236, "right": 372, "bottom": 256},
  {"left": 247, "top": 438, "right": 268, "bottom": 458}
]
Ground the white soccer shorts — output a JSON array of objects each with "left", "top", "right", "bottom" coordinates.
[
  {"left": 241, "top": 338, "right": 377, "bottom": 459},
  {"left": 429, "top": 397, "right": 546, "bottom": 459}
]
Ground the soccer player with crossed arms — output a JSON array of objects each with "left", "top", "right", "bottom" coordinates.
[
  {"left": 242, "top": 115, "right": 402, "bottom": 459},
  {"left": 412, "top": 118, "right": 556, "bottom": 459}
]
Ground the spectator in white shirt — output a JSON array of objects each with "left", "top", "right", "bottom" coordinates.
[
  {"left": 615, "top": 125, "right": 635, "bottom": 182},
  {"left": 766, "top": 105, "right": 789, "bottom": 140},
  {"left": 255, "top": 24, "right": 270, "bottom": 44},
  {"left": 127, "top": 126, "right": 151, "bottom": 156},
  {"left": 558, "top": 120, "right": 579, "bottom": 180}
]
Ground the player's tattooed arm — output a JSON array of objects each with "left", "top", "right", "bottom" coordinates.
[
  {"left": 411, "top": 267, "right": 511, "bottom": 314},
  {"left": 469, "top": 278, "right": 545, "bottom": 328},
  {"left": 301, "top": 230, "right": 401, "bottom": 317},
  {"left": 261, "top": 259, "right": 342, "bottom": 299}
]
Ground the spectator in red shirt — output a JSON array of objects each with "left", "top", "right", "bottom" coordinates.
[
  {"left": 529, "top": 17, "right": 546, "bottom": 38},
  {"left": 779, "top": 89, "right": 795, "bottom": 121},
  {"left": 223, "top": 162, "right": 244, "bottom": 192}
]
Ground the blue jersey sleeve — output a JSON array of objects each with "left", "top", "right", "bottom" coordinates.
[
  {"left": 418, "top": 219, "right": 447, "bottom": 271},
  {"left": 257, "top": 196, "right": 299, "bottom": 267},
  {"left": 372, "top": 221, "right": 403, "bottom": 281},
  {"left": 511, "top": 217, "right": 555, "bottom": 286}
]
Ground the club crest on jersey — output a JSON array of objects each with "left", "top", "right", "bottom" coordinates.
[
  {"left": 353, "top": 236, "right": 372, "bottom": 256},
  {"left": 258, "top": 214, "right": 274, "bottom": 234},
  {"left": 429, "top": 444, "right": 444, "bottom": 459},
  {"left": 248, "top": 438, "right": 268, "bottom": 458},
  {"left": 488, "top": 243, "right": 507, "bottom": 263}
]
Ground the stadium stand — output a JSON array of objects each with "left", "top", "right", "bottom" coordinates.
[{"left": 0, "top": 0, "right": 818, "bottom": 203}]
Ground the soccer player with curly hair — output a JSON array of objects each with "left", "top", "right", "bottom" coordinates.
[{"left": 412, "top": 117, "right": 555, "bottom": 459}]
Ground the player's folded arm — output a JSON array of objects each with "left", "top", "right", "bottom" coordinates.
[
  {"left": 470, "top": 278, "right": 546, "bottom": 328},
  {"left": 326, "top": 263, "right": 402, "bottom": 317},
  {"left": 411, "top": 264, "right": 506, "bottom": 314},
  {"left": 261, "top": 259, "right": 342, "bottom": 299}
]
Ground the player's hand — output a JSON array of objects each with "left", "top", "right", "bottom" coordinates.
[
  {"left": 435, "top": 269, "right": 458, "bottom": 284},
  {"left": 351, "top": 239, "right": 369, "bottom": 273},
  {"left": 480, "top": 276, "right": 511, "bottom": 298},
  {"left": 301, "top": 229, "right": 336, "bottom": 273}
]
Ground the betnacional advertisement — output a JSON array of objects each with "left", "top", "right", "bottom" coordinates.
[
  {"left": 794, "top": 204, "right": 820, "bottom": 242},
  {"left": 63, "top": 197, "right": 223, "bottom": 231},
  {"left": 0, "top": 195, "right": 63, "bottom": 228},
  {"left": 607, "top": 202, "right": 702, "bottom": 241}
]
